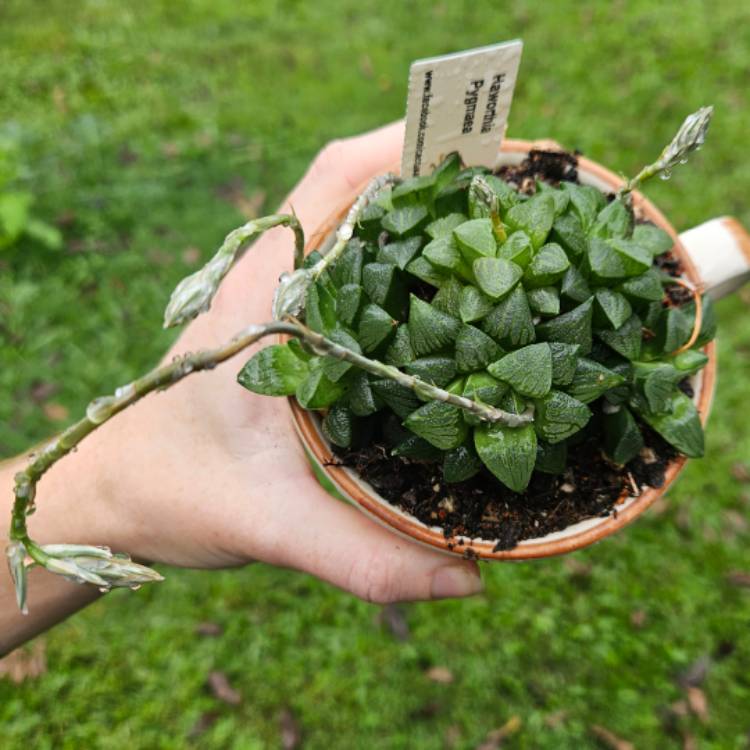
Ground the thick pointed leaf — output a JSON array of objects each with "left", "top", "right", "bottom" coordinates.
[
  {"left": 527, "top": 286, "right": 560, "bottom": 316},
  {"left": 591, "top": 199, "right": 633, "bottom": 239},
  {"left": 463, "top": 372, "right": 508, "bottom": 406},
  {"left": 238, "top": 344, "right": 310, "bottom": 396},
  {"left": 372, "top": 380, "right": 422, "bottom": 418},
  {"left": 534, "top": 390, "right": 591, "bottom": 444},
  {"left": 362, "top": 262, "right": 408, "bottom": 319},
  {"left": 604, "top": 407, "right": 644, "bottom": 465},
  {"left": 391, "top": 435, "right": 443, "bottom": 460},
  {"left": 377, "top": 236, "right": 423, "bottom": 270},
  {"left": 505, "top": 193, "right": 555, "bottom": 249},
  {"left": 453, "top": 218, "right": 497, "bottom": 263},
  {"left": 422, "top": 235, "right": 474, "bottom": 281},
  {"left": 566, "top": 358, "right": 625, "bottom": 403},
  {"left": 551, "top": 211, "right": 588, "bottom": 257},
  {"left": 336, "top": 283, "right": 363, "bottom": 326},
  {"left": 596, "top": 313, "right": 642, "bottom": 360},
  {"left": 481, "top": 286, "right": 535, "bottom": 348},
  {"left": 348, "top": 371, "right": 382, "bottom": 416},
  {"left": 455, "top": 324, "right": 502, "bottom": 373},
  {"left": 657, "top": 306, "right": 692, "bottom": 353},
  {"left": 431, "top": 276, "right": 463, "bottom": 318},
  {"left": 322, "top": 327, "right": 362, "bottom": 382},
  {"left": 295, "top": 367, "right": 346, "bottom": 409},
  {"left": 632, "top": 223, "right": 673, "bottom": 256},
  {"left": 560, "top": 182, "right": 604, "bottom": 231},
  {"left": 673, "top": 349, "right": 709, "bottom": 374},
  {"left": 356, "top": 204, "right": 386, "bottom": 240},
  {"left": 536, "top": 297, "right": 594, "bottom": 354},
  {"left": 497, "top": 230, "right": 533, "bottom": 268},
  {"left": 390, "top": 173, "right": 435, "bottom": 207},
  {"left": 404, "top": 401, "right": 468, "bottom": 450},
  {"left": 637, "top": 391, "right": 704, "bottom": 457},
  {"left": 426, "top": 212, "right": 467, "bottom": 239},
  {"left": 549, "top": 342, "right": 580, "bottom": 386},
  {"left": 405, "top": 256, "right": 448, "bottom": 288},
  {"left": 488, "top": 343, "right": 552, "bottom": 398},
  {"left": 595, "top": 289, "right": 632, "bottom": 329},
  {"left": 473, "top": 256, "right": 522, "bottom": 299},
  {"left": 618, "top": 269, "right": 664, "bottom": 303},
  {"left": 381, "top": 205, "right": 429, "bottom": 237},
  {"left": 443, "top": 445, "right": 482, "bottom": 483},
  {"left": 331, "top": 240, "right": 365, "bottom": 286},
  {"left": 322, "top": 403, "right": 356, "bottom": 448},
  {"left": 305, "top": 281, "right": 337, "bottom": 334},
  {"left": 408, "top": 294, "right": 461, "bottom": 356},
  {"left": 358, "top": 303, "right": 396, "bottom": 352},
  {"left": 608, "top": 238, "right": 652, "bottom": 275},
  {"left": 404, "top": 356, "right": 457, "bottom": 388},
  {"left": 459, "top": 284, "right": 494, "bottom": 323},
  {"left": 384, "top": 325, "right": 415, "bottom": 367},
  {"left": 474, "top": 422, "right": 537, "bottom": 492},
  {"left": 561, "top": 264, "right": 592, "bottom": 303},
  {"left": 523, "top": 242, "right": 570, "bottom": 287}
]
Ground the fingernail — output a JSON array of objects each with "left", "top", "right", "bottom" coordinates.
[{"left": 430, "top": 564, "right": 483, "bottom": 600}]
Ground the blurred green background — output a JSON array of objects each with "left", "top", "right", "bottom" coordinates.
[{"left": 2, "top": 1, "right": 750, "bottom": 748}]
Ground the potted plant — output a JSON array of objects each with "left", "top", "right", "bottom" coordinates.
[{"left": 7, "top": 107, "right": 750, "bottom": 611}]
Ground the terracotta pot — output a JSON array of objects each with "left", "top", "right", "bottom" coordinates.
[{"left": 287, "top": 139, "right": 750, "bottom": 560}]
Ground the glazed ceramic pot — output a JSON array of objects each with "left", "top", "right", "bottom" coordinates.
[{"left": 287, "top": 139, "right": 750, "bottom": 560}]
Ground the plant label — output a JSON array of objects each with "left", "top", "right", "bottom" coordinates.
[{"left": 401, "top": 40, "right": 523, "bottom": 177}]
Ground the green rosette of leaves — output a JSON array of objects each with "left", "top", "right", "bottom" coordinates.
[{"left": 239, "top": 149, "right": 714, "bottom": 493}]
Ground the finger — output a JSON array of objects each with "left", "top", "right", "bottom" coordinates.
[
  {"left": 281, "top": 120, "right": 404, "bottom": 230},
  {"left": 262, "top": 474, "right": 483, "bottom": 604}
]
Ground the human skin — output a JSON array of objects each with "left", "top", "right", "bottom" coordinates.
[{"left": 1, "top": 122, "right": 482, "bottom": 656}]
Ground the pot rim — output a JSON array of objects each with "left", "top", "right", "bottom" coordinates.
[{"left": 286, "top": 138, "right": 716, "bottom": 560}]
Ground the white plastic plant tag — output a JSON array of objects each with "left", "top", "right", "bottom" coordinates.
[{"left": 401, "top": 40, "right": 523, "bottom": 177}]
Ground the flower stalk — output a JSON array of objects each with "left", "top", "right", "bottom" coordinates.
[
  {"left": 8, "top": 316, "right": 529, "bottom": 612},
  {"left": 619, "top": 106, "right": 713, "bottom": 197},
  {"left": 163, "top": 213, "right": 305, "bottom": 328}
]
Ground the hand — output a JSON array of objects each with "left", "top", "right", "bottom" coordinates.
[{"left": 24, "top": 122, "right": 483, "bottom": 606}]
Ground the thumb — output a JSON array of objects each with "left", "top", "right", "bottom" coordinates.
[{"left": 263, "top": 473, "right": 483, "bottom": 604}]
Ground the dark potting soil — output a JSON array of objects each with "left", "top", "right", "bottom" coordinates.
[
  {"left": 334, "top": 150, "right": 689, "bottom": 550},
  {"left": 333, "top": 424, "right": 677, "bottom": 552}
]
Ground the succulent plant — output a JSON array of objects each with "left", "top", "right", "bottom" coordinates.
[
  {"left": 239, "top": 151, "right": 714, "bottom": 492},
  {"left": 7, "top": 108, "right": 714, "bottom": 612}
]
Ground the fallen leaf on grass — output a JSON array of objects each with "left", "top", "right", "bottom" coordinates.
[
  {"left": 630, "top": 610, "right": 647, "bottom": 628},
  {"left": 731, "top": 462, "right": 750, "bottom": 482},
  {"left": 444, "top": 725, "right": 463, "bottom": 748},
  {"left": 30, "top": 381, "right": 59, "bottom": 403},
  {"left": 0, "top": 641, "right": 47, "bottom": 683},
  {"left": 678, "top": 654, "right": 711, "bottom": 688},
  {"left": 590, "top": 724, "right": 634, "bottom": 750},
  {"left": 215, "top": 178, "right": 266, "bottom": 219},
  {"left": 682, "top": 732, "right": 697, "bottom": 750},
  {"left": 726, "top": 571, "right": 750, "bottom": 588},
  {"left": 723, "top": 510, "right": 748, "bottom": 538},
  {"left": 544, "top": 710, "right": 568, "bottom": 728},
  {"left": 686, "top": 686, "right": 708, "bottom": 723},
  {"left": 475, "top": 716, "right": 522, "bottom": 750},
  {"left": 43, "top": 402, "right": 69, "bottom": 422},
  {"left": 207, "top": 671, "right": 241, "bottom": 706},
  {"left": 564, "top": 557, "right": 592, "bottom": 578},
  {"left": 280, "top": 707, "right": 302, "bottom": 750},
  {"left": 378, "top": 603, "right": 410, "bottom": 642},
  {"left": 188, "top": 711, "right": 219, "bottom": 739},
  {"left": 425, "top": 666, "right": 454, "bottom": 684},
  {"left": 410, "top": 701, "right": 441, "bottom": 720},
  {"left": 195, "top": 621, "right": 222, "bottom": 637}
]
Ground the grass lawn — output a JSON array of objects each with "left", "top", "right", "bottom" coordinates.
[{"left": 2, "top": 1, "right": 750, "bottom": 747}]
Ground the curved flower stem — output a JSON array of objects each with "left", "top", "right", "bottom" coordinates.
[
  {"left": 286, "top": 317, "right": 534, "bottom": 428},
  {"left": 163, "top": 214, "right": 305, "bottom": 328},
  {"left": 618, "top": 106, "right": 713, "bottom": 198},
  {"left": 311, "top": 173, "right": 399, "bottom": 279},
  {"left": 8, "top": 318, "right": 530, "bottom": 611}
]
